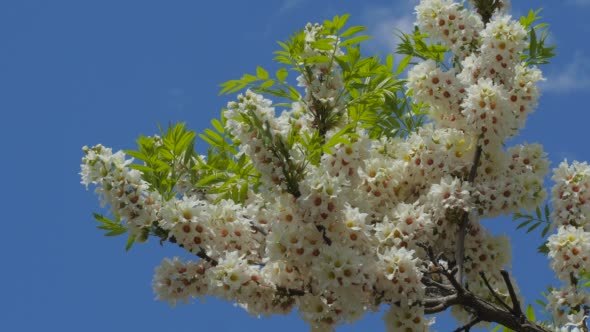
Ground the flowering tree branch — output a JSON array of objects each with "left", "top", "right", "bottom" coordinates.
[{"left": 80, "top": 0, "right": 590, "bottom": 331}]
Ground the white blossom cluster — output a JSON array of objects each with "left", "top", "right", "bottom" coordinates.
[
  {"left": 298, "top": 23, "right": 345, "bottom": 113},
  {"left": 547, "top": 161, "right": 590, "bottom": 329},
  {"left": 81, "top": 144, "right": 161, "bottom": 238},
  {"left": 80, "top": 1, "right": 588, "bottom": 330},
  {"left": 416, "top": 0, "right": 483, "bottom": 57},
  {"left": 152, "top": 257, "right": 208, "bottom": 306}
]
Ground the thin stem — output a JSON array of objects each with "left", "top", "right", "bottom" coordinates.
[
  {"left": 197, "top": 248, "right": 218, "bottom": 266},
  {"left": 275, "top": 286, "right": 306, "bottom": 297},
  {"left": 250, "top": 222, "right": 268, "bottom": 236},
  {"left": 500, "top": 270, "right": 523, "bottom": 316},
  {"left": 456, "top": 144, "right": 483, "bottom": 284},
  {"left": 479, "top": 272, "right": 513, "bottom": 313},
  {"left": 454, "top": 318, "right": 482, "bottom": 332}
]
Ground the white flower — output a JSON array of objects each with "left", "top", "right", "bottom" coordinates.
[
  {"left": 383, "top": 303, "right": 432, "bottom": 332},
  {"left": 462, "top": 77, "right": 513, "bottom": 144},
  {"left": 552, "top": 161, "right": 590, "bottom": 230},
  {"left": 415, "top": 0, "right": 483, "bottom": 58},
  {"left": 152, "top": 258, "right": 208, "bottom": 306},
  {"left": 548, "top": 226, "right": 590, "bottom": 281},
  {"left": 547, "top": 286, "right": 590, "bottom": 328}
]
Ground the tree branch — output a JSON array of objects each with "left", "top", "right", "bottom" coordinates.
[
  {"left": 316, "top": 224, "right": 333, "bottom": 246},
  {"left": 500, "top": 270, "right": 523, "bottom": 317},
  {"left": 454, "top": 0, "right": 500, "bottom": 286},
  {"left": 471, "top": 0, "right": 507, "bottom": 24},
  {"left": 197, "top": 248, "right": 218, "bottom": 266},
  {"left": 421, "top": 245, "right": 551, "bottom": 332},
  {"left": 479, "top": 271, "right": 513, "bottom": 313},
  {"left": 276, "top": 286, "right": 306, "bottom": 297},
  {"left": 456, "top": 144, "right": 483, "bottom": 284},
  {"left": 454, "top": 318, "right": 482, "bottom": 332}
]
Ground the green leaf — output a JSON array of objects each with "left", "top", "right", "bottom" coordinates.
[
  {"left": 385, "top": 54, "right": 394, "bottom": 71},
  {"left": 535, "top": 299, "right": 547, "bottom": 308},
  {"left": 125, "top": 235, "right": 136, "bottom": 251},
  {"left": 516, "top": 219, "right": 533, "bottom": 230},
  {"left": 526, "top": 304, "right": 536, "bottom": 321},
  {"left": 94, "top": 213, "right": 127, "bottom": 237},
  {"left": 256, "top": 66, "right": 269, "bottom": 80},
  {"left": 211, "top": 118, "right": 225, "bottom": 134},
  {"left": 340, "top": 25, "right": 366, "bottom": 38},
  {"left": 395, "top": 55, "right": 412, "bottom": 75},
  {"left": 538, "top": 241, "right": 549, "bottom": 254},
  {"left": 527, "top": 222, "right": 541, "bottom": 233},
  {"left": 304, "top": 55, "right": 331, "bottom": 65},
  {"left": 519, "top": 9, "right": 542, "bottom": 29},
  {"left": 335, "top": 14, "right": 350, "bottom": 31},
  {"left": 104, "top": 229, "right": 126, "bottom": 237},
  {"left": 275, "top": 68, "right": 288, "bottom": 82},
  {"left": 529, "top": 28, "right": 538, "bottom": 58},
  {"left": 340, "top": 35, "right": 371, "bottom": 47},
  {"left": 197, "top": 172, "right": 228, "bottom": 187},
  {"left": 541, "top": 224, "right": 551, "bottom": 237}
]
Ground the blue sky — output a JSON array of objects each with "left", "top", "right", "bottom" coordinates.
[{"left": 2, "top": 0, "right": 590, "bottom": 331}]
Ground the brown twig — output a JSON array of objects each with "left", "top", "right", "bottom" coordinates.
[
  {"left": 500, "top": 270, "right": 523, "bottom": 317},
  {"left": 316, "top": 224, "right": 332, "bottom": 245},
  {"left": 479, "top": 271, "right": 513, "bottom": 313},
  {"left": 454, "top": 318, "right": 482, "bottom": 332},
  {"left": 197, "top": 247, "right": 218, "bottom": 266},
  {"left": 420, "top": 245, "right": 551, "bottom": 331},
  {"left": 276, "top": 286, "right": 306, "bottom": 297}
]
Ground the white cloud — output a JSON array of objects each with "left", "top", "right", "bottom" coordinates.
[
  {"left": 362, "top": 1, "right": 418, "bottom": 54},
  {"left": 279, "top": 0, "right": 306, "bottom": 14},
  {"left": 568, "top": 0, "right": 590, "bottom": 5},
  {"left": 542, "top": 52, "right": 590, "bottom": 93}
]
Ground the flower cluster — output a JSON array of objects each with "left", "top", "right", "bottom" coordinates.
[
  {"left": 298, "top": 23, "right": 345, "bottom": 113},
  {"left": 152, "top": 258, "right": 208, "bottom": 306},
  {"left": 416, "top": 0, "right": 483, "bottom": 57},
  {"left": 383, "top": 303, "right": 432, "bottom": 332},
  {"left": 547, "top": 161, "right": 590, "bottom": 328},
  {"left": 164, "top": 197, "right": 263, "bottom": 260},
  {"left": 81, "top": 144, "right": 161, "bottom": 238}
]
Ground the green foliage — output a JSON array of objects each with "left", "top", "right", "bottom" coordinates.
[
  {"left": 519, "top": 9, "right": 556, "bottom": 66},
  {"left": 94, "top": 213, "right": 126, "bottom": 236},
  {"left": 396, "top": 27, "right": 449, "bottom": 64},
  {"left": 93, "top": 213, "right": 136, "bottom": 250},
  {"left": 126, "top": 123, "right": 197, "bottom": 200},
  {"left": 526, "top": 304, "right": 536, "bottom": 322},
  {"left": 222, "top": 14, "right": 419, "bottom": 140},
  {"left": 338, "top": 49, "right": 424, "bottom": 138},
  {"left": 513, "top": 204, "right": 552, "bottom": 237},
  {"left": 513, "top": 204, "right": 552, "bottom": 255},
  {"left": 579, "top": 271, "right": 590, "bottom": 289},
  {"left": 196, "top": 115, "right": 259, "bottom": 203}
]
